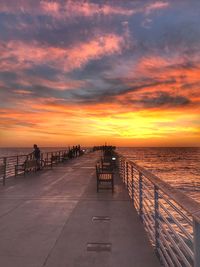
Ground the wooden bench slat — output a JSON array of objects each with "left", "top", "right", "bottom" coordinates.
[{"left": 96, "top": 164, "right": 114, "bottom": 192}]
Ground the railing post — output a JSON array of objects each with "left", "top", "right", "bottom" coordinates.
[
  {"left": 154, "top": 185, "right": 159, "bottom": 255},
  {"left": 139, "top": 172, "right": 143, "bottom": 221},
  {"left": 131, "top": 166, "right": 134, "bottom": 203},
  {"left": 40, "top": 153, "right": 43, "bottom": 168},
  {"left": 122, "top": 159, "right": 125, "bottom": 183},
  {"left": 15, "top": 155, "right": 19, "bottom": 177},
  {"left": 3, "top": 157, "right": 6, "bottom": 186},
  {"left": 119, "top": 158, "right": 122, "bottom": 180},
  {"left": 194, "top": 219, "right": 200, "bottom": 267},
  {"left": 123, "top": 159, "right": 126, "bottom": 183},
  {"left": 126, "top": 161, "right": 129, "bottom": 188}
]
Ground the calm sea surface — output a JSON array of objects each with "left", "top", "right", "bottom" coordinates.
[
  {"left": 1, "top": 147, "right": 200, "bottom": 202},
  {"left": 117, "top": 147, "right": 200, "bottom": 203}
]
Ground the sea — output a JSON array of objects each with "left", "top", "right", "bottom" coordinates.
[
  {"left": 117, "top": 147, "right": 200, "bottom": 203},
  {"left": 0, "top": 147, "right": 200, "bottom": 203}
]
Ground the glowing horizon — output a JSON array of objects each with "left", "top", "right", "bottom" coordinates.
[{"left": 0, "top": 0, "right": 200, "bottom": 147}]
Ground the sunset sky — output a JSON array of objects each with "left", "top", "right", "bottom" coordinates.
[{"left": 0, "top": 0, "right": 200, "bottom": 147}]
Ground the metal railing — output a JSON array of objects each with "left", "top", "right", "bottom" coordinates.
[
  {"left": 0, "top": 149, "right": 69, "bottom": 185},
  {"left": 119, "top": 155, "right": 200, "bottom": 267}
]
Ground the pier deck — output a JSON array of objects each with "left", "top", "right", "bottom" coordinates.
[{"left": 0, "top": 152, "right": 160, "bottom": 267}]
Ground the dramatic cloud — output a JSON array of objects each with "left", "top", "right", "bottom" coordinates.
[
  {"left": 0, "top": 34, "right": 124, "bottom": 72},
  {"left": 0, "top": 0, "right": 170, "bottom": 17},
  {"left": 0, "top": 0, "right": 199, "bottom": 146},
  {"left": 126, "top": 92, "right": 190, "bottom": 108},
  {"left": 145, "top": 1, "right": 169, "bottom": 14}
]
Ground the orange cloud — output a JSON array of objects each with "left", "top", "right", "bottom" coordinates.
[
  {"left": 0, "top": 0, "right": 170, "bottom": 19},
  {"left": 93, "top": 54, "right": 200, "bottom": 116},
  {"left": 14, "top": 74, "right": 87, "bottom": 91},
  {"left": 0, "top": 0, "right": 137, "bottom": 18},
  {"left": 0, "top": 34, "right": 124, "bottom": 72},
  {"left": 0, "top": 1, "right": 199, "bottom": 147},
  {"left": 62, "top": 1, "right": 136, "bottom": 17},
  {"left": 145, "top": 1, "right": 169, "bottom": 14},
  {"left": 40, "top": 1, "right": 60, "bottom": 15},
  {"left": 1, "top": 90, "right": 199, "bottom": 147},
  {"left": 13, "top": 90, "right": 33, "bottom": 95},
  {"left": 126, "top": 55, "right": 200, "bottom": 98}
]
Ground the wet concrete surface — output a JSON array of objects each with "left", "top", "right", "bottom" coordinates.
[{"left": 0, "top": 152, "right": 160, "bottom": 267}]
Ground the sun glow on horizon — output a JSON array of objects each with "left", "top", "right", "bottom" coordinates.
[
  {"left": 0, "top": 105, "right": 199, "bottom": 147},
  {"left": 0, "top": 0, "right": 200, "bottom": 147}
]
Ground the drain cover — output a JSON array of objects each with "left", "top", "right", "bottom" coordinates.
[
  {"left": 92, "top": 216, "right": 110, "bottom": 222},
  {"left": 87, "top": 242, "right": 112, "bottom": 252}
]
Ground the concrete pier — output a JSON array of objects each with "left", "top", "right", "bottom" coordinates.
[{"left": 0, "top": 152, "right": 160, "bottom": 267}]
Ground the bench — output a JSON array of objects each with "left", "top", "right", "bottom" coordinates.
[
  {"left": 15, "top": 160, "right": 37, "bottom": 176},
  {"left": 0, "top": 164, "right": 6, "bottom": 185},
  {"left": 101, "top": 158, "right": 113, "bottom": 171},
  {"left": 96, "top": 163, "right": 114, "bottom": 193}
]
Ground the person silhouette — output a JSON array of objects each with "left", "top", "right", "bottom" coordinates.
[{"left": 32, "top": 144, "right": 41, "bottom": 170}]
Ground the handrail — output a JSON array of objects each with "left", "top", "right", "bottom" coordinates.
[
  {"left": 118, "top": 154, "right": 200, "bottom": 267},
  {"left": 121, "top": 155, "right": 200, "bottom": 223},
  {"left": 0, "top": 148, "right": 92, "bottom": 184},
  {"left": 0, "top": 154, "right": 28, "bottom": 159},
  {"left": 0, "top": 149, "right": 69, "bottom": 183},
  {"left": 0, "top": 149, "right": 68, "bottom": 160}
]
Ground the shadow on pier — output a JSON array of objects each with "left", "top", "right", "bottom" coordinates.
[{"left": 0, "top": 152, "right": 159, "bottom": 267}]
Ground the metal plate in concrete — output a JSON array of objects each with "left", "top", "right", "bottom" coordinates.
[
  {"left": 92, "top": 216, "right": 110, "bottom": 222},
  {"left": 87, "top": 243, "right": 112, "bottom": 252}
]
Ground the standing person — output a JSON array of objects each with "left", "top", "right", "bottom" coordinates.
[
  {"left": 33, "top": 144, "right": 41, "bottom": 170},
  {"left": 75, "top": 145, "right": 78, "bottom": 157},
  {"left": 72, "top": 146, "right": 76, "bottom": 158},
  {"left": 77, "top": 145, "right": 81, "bottom": 156}
]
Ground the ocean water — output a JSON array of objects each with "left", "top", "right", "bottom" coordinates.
[{"left": 117, "top": 147, "right": 200, "bottom": 203}]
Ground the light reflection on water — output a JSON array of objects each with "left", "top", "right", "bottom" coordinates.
[{"left": 117, "top": 147, "right": 200, "bottom": 203}]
